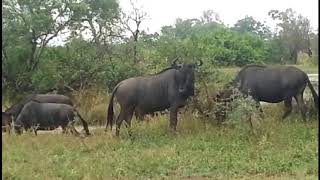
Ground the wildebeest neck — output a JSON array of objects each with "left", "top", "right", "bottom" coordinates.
[{"left": 154, "top": 67, "right": 174, "bottom": 75}]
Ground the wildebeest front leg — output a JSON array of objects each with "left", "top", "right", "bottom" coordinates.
[
  {"left": 294, "top": 93, "right": 306, "bottom": 121},
  {"left": 32, "top": 124, "right": 40, "bottom": 136},
  {"left": 5, "top": 123, "right": 11, "bottom": 134},
  {"left": 282, "top": 98, "right": 293, "bottom": 120},
  {"left": 33, "top": 129, "right": 38, "bottom": 136},
  {"left": 255, "top": 101, "right": 263, "bottom": 113},
  {"left": 135, "top": 111, "right": 145, "bottom": 122},
  {"left": 169, "top": 106, "right": 178, "bottom": 132}
]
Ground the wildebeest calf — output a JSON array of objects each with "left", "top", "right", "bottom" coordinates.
[{"left": 14, "top": 100, "right": 90, "bottom": 136}]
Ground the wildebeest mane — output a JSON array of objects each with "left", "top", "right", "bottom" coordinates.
[
  {"left": 240, "top": 64, "right": 266, "bottom": 72},
  {"left": 229, "top": 64, "right": 267, "bottom": 86},
  {"left": 154, "top": 67, "right": 174, "bottom": 75},
  {"left": 28, "top": 99, "right": 42, "bottom": 103}
]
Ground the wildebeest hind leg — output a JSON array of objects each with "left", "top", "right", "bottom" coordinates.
[
  {"left": 255, "top": 101, "right": 264, "bottom": 118},
  {"left": 62, "top": 126, "right": 67, "bottom": 134},
  {"left": 282, "top": 98, "right": 292, "bottom": 120},
  {"left": 68, "top": 121, "right": 80, "bottom": 136},
  {"left": 124, "top": 108, "right": 134, "bottom": 136},
  {"left": 115, "top": 110, "right": 125, "bottom": 137},
  {"left": 294, "top": 93, "right": 306, "bottom": 121}
]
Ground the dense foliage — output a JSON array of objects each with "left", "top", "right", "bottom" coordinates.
[{"left": 2, "top": 0, "right": 318, "bottom": 100}]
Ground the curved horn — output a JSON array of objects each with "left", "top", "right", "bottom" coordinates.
[
  {"left": 171, "top": 57, "right": 179, "bottom": 66},
  {"left": 197, "top": 59, "right": 203, "bottom": 66}
]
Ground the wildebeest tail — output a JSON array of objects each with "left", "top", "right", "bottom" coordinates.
[
  {"left": 74, "top": 109, "right": 90, "bottom": 135},
  {"left": 106, "top": 83, "right": 121, "bottom": 131},
  {"left": 306, "top": 78, "right": 318, "bottom": 109}
]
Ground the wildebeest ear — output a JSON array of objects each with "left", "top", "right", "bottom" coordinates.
[{"left": 197, "top": 59, "right": 203, "bottom": 67}]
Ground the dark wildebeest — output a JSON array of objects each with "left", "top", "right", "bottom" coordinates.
[
  {"left": 106, "top": 59, "right": 202, "bottom": 136},
  {"left": 14, "top": 100, "right": 90, "bottom": 136},
  {"left": 2, "top": 112, "right": 12, "bottom": 134},
  {"left": 215, "top": 65, "right": 318, "bottom": 120},
  {"left": 5, "top": 94, "right": 74, "bottom": 121},
  {"left": 5, "top": 94, "right": 85, "bottom": 132}
]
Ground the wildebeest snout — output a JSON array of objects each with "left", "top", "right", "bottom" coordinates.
[{"left": 14, "top": 124, "right": 23, "bottom": 135}]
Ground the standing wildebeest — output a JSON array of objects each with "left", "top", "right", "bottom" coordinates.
[
  {"left": 2, "top": 112, "right": 12, "bottom": 134},
  {"left": 215, "top": 65, "right": 318, "bottom": 120},
  {"left": 14, "top": 100, "right": 90, "bottom": 136},
  {"left": 5, "top": 94, "right": 74, "bottom": 121},
  {"left": 106, "top": 59, "right": 202, "bottom": 136}
]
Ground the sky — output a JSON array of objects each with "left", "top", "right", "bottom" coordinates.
[{"left": 119, "top": 0, "right": 319, "bottom": 33}]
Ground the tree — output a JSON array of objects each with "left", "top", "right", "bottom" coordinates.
[
  {"left": 200, "top": 10, "right": 222, "bottom": 25},
  {"left": 233, "top": 16, "right": 271, "bottom": 39},
  {"left": 3, "top": 0, "right": 84, "bottom": 93},
  {"left": 309, "top": 31, "right": 318, "bottom": 56},
  {"left": 2, "top": 0, "right": 121, "bottom": 95},
  {"left": 2, "top": 0, "right": 80, "bottom": 72},
  {"left": 70, "top": 0, "right": 121, "bottom": 60},
  {"left": 268, "top": 8, "right": 312, "bottom": 64},
  {"left": 121, "top": 0, "right": 148, "bottom": 64}
]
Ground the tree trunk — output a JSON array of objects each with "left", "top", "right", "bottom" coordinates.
[
  {"left": 292, "top": 50, "right": 298, "bottom": 64},
  {"left": 133, "top": 42, "right": 137, "bottom": 64},
  {"left": 290, "top": 48, "right": 299, "bottom": 64},
  {"left": 133, "top": 29, "right": 139, "bottom": 64}
]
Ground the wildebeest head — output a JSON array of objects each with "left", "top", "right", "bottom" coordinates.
[
  {"left": 213, "top": 85, "right": 235, "bottom": 103},
  {"left": 171, "top": 58, "right": 203, "bottom": 96},
  {"left": 14, "top": 121, "right": 23, "bottom": 135},
  {"left": 2, "top": 111, "right": 13, "bottom": 128}
]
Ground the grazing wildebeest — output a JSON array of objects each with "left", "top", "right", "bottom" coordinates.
[
  {"left": 2, "top": 112, "right": 12, "bottom": 134},
  {"left": 215, "top": 65, "right": 318, "bottom": 120},
  {"left": 5, "top": 94, "right": 74, "bottom": 121},
  {"left": 14, "top": 100, "right": 90, "bottom": 136},
  {"left": 106, "top": 59, "right": 202, "bottom": 136}
]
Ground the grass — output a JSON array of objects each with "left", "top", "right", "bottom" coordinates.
[
  {"left": 2, "top": 104, "right": 318, "bottom": 179},
  {"left": 2, "top": 61, "right": 318, "bottom": 179}
]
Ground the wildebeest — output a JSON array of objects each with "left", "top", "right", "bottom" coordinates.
[
  {"left": 5, "top": 94, "right": 74, "bottom": 121},
  {"left": 14, "top": 100, "right": 90, "bottom": 136},
  {"left": 2, "top": 112, "right": 12, "bottom": 134},
  {"left": 215, "top": 65, "right": 318, "bottom": 120},
  {"left": 106, "top": 58, "right": 202, "bottom": 136}
]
